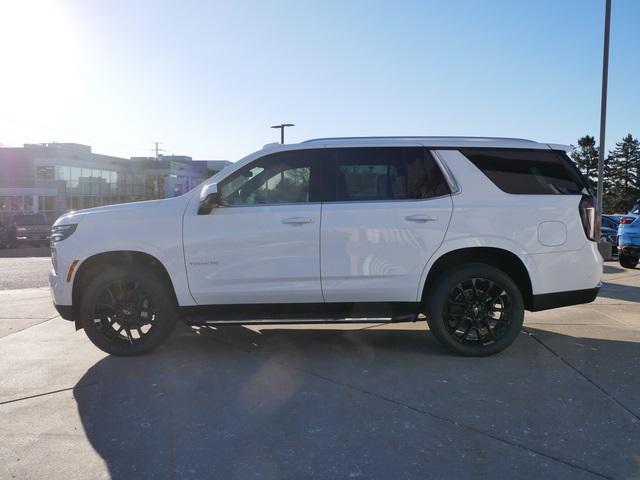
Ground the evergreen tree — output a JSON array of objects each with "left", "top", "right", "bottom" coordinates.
[
  {"left": 570, "top": 135, "right": 599, "bottom": 189},
  {"left": 605, "top": 134, "right": 640, "bottom": 212}
]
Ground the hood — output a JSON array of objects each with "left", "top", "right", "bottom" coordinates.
[{"left": 53, "top": 196, "right": 190, "bottom": 227}]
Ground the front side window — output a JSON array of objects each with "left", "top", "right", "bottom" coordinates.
[
  {"left": 329, "top": 147, "right": 450, "bottom": 202},
  {"left": 220, "top": 149, "right": 322, "bottom": 206}
]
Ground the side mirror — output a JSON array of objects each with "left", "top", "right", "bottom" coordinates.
[{"left": 198, "top": 184, "right": 221, "bottom": 215}]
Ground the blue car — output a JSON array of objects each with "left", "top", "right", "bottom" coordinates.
[{"left": 618, "top": 214, "right": 640, "bottom": 269}]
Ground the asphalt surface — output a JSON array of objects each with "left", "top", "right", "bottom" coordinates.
[
  {"left": 0, "top": 261, "right": 639, "bottom": 479},
  {"left": 0, "top": 257, "right": 51, "bottom": 290}
]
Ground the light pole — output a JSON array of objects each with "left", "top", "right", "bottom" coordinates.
[
  {"left": 597, "top": 0, "right": 611, "bottom": 215},
  {"left": 271, "top": 123, "right": 295, "bottom": 144}
]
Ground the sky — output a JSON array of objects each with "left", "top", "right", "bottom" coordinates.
[{"left": 0, "top": 0, "right": 638, "bottom": 161}]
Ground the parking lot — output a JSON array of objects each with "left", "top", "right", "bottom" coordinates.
[{"left": 0, "top": 258, "right": 639, "bottom": 479}]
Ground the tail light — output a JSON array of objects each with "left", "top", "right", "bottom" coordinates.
[
  {"left": 579, "top": 195, "right": 598, "bottom": 241},
  {"left": 620, "top": 216, "right": 636, "bottom": 225}
]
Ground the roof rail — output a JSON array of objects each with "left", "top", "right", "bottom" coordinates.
[{"left": 302, "top": 136, "right": 537, "bottom": 144}]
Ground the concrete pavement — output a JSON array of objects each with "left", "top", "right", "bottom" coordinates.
[
  {"left": 0, "top": 264, "right": 639, "bottom": 479},
  {"left": 0, "top": 257, "right": 51, "bottom": 290}
]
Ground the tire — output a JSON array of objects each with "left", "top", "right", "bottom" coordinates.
[
  {"left": 619, "top": 254, "right": 639, "bottom": 269},
  {"left": 425, "top": 263, "right": 524, "bottom": 357},
  {"left": 79, "top": 266, "right": 178, "bottom": 356}
]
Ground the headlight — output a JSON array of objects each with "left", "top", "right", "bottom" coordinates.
[{"left": 50, "top": 224, "right": 77, "bottom": 243}]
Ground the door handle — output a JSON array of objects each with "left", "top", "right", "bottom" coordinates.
[
  {"left": 405, "top": 214, "right": 438, "bottom": 223},
  {"left": 282, "top": 217, "right": 314, "bottom": 225}
]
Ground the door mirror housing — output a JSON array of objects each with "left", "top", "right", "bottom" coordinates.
[{"left": 198, "top": 183, "right": 221, "bottom": 215}]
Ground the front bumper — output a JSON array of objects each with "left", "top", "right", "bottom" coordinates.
[
  {"left": 619, "top": 244, "right": 640, "bottom": 256},
  {"left": 54, "top": 303, "right": 74, "bottom": 321},
  {"left": 49, "top": 268, "right": 74, "bottom": 314}
]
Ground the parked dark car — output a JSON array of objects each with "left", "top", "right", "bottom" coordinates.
[
  {"left": 602, "top": 214, "right": 621, "bottom": 255},
  {"left": 6, "top": 213, "right": 51, "bottom": 248},
  {"left": 0, "top": 224, "right": 9, "bottom": 249}
]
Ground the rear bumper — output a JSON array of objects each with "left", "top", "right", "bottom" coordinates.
[
  {"left": 529, "top": 285, "right": 600, "bottom": 312},
  {"left": 14, "top": 237, "right": 49, "bottom": 244}
]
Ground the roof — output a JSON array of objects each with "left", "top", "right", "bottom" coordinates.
[{"left": 297, "top": 136, "right": 570, "bottom": 150}]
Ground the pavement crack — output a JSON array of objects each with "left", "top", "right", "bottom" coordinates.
[
  {"left": 206, "top": 331, "right": 613, "bottom": 480},
  {"left": 0, "top": 386, "right": 76, "bottom": 406},
  {"left": 0, "top": 315, "right": 58, "bottom": 339},
  {"left": 523, "top": 327, "right": 640, "bottom": 423},
  {"left": 281, "top": 363, "right": 613, "bottom": 480}
]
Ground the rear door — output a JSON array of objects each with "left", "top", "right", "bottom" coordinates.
[{"left": 320, "top": 146, "right": 453, "bottom": 303}]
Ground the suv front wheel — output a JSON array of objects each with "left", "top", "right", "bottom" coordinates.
[
  {"left": 619, "top": 254, "right": 639, "bottom": 269},
  {"left": 79, "top": 266, "right": 178, "bottom": 356},
  {"left": 425, "top": 263, "right": 524, "bottom": 356}
]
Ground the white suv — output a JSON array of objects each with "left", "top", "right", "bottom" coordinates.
[{"left": 49, "top": 137, "right": 603, "bottom": 356}]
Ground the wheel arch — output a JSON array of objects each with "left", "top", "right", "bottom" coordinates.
[
  {"left": 71, "top": 250, "right": 178, "bottom": 329},
  {"left": 421, "top": 247, "right": 534, "bottom": 310}
]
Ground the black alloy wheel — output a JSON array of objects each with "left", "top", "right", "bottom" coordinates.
[
  {"left": 426, "top": 263, "right": 524, "bottom": 356},
  {"left": 80, "top": 267, "right": 177, "bottom": 356},
  {"left": 92, "top": 279, "right": 158, "bottom": 345},
  {"left": 443, "top": 277, "right": 512, "bottom": 346}
]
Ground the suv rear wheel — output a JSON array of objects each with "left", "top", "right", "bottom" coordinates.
[
  {"left": 79, "top": 266, "right": 177, "bottom": 356},
  {"left": 425, "top": 263, "right": 524, "bottom": 356}
]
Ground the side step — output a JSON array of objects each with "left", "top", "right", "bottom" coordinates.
[
  {"left": 184, "top": 317, "right": 418, "bottom": 326},
  {"left": 179, "top": 302, "right": 421, "bottom": 326}
]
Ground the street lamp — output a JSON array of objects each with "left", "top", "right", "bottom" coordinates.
[
  {"left": 597, "top": 0, "right": 611, "bottom": 216},
  {"left": 271, "top": 123, "right": 295, "bottom": 144}
]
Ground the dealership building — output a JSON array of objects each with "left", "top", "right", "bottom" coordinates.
[{"left": 0, "top": 143, "right": 231, "bottom": 224}]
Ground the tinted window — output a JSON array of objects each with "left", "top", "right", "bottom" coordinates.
[
  {"left": 461, "top": 149, "right": 590, "bottom": 195},
  {"left": 220, "top": 149, "right": 323, "bottom": 206},
  {"left": 602, "top": 216, "right": 619, "bottom": 229},
  {"left": 329, "top": 147, "right": 449, "bottom": 201}
]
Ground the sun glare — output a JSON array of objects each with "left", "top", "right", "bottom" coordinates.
[{"left": 0, "top": 1, "right": 80, "bottom": 122}]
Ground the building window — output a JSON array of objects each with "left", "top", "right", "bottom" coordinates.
[
  {"left": 38, "top": 196, "right": 57, "bottom": 221},
  {"left": 36, "top": 166, "right": 55, "bottom": 181}
]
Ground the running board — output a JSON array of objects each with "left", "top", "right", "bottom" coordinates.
[
  {"left": 186, "top": 317, "right": 417, "bottom": 326},
  {"left": 179, "top": 302, "right": 421, "bottom": 325}
]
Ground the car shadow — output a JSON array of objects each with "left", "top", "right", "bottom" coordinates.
[
  {"left": 603, "top": 264, "right": 625, "bottom": 274},
  {"left": 72, "top": 323, "right": 640, "bottom": 479},
  {"left": 598, "top": 280, "right": 640, "bottom": 303}
]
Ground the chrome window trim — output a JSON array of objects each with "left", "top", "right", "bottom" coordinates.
[
  {"left": 212, "top": 195, "right": 452, "bottom": 210},
  {"left": 214, "top": 201, "right": 321, "bottom": 209},
  {"left": 320, "top": 194, "right": 452, "bottom": 205}
]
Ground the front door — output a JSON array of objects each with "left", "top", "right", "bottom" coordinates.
[{"left": 183, "top": 148, "right": 325, "bottom": 305}]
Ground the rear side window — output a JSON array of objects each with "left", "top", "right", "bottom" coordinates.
[
  {"left": 328, "top": 147, "right": 450, "bottom": 202},
  {"left": 461, "top": 149, "right": 591, "bottom": 195}
]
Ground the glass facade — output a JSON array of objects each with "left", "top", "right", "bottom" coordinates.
[
  {"left": 0, "top": 144, "right": 211, "bottom": 226},
  {"left": 52, "top": 165, "right": 194, "bottom": 211}
]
